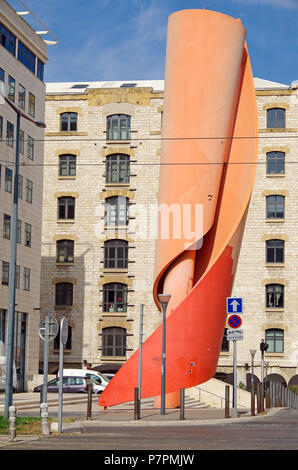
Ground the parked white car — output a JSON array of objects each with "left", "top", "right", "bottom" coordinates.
[{"left": 58, "top": 369, "right": 110, "bottom": 391}]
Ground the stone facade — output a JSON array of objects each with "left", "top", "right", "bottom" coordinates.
[
  {"left": 41, "top": 81, "right": 164, "bottom": 372},
  {"left": 218, "top": 79, "right": 298, "bottom": 388},
  {"left": 0, "top": 0, "right": 47, "bottom": 390},
  {"left": 42, "top": 78, "right": 298, "bottom": 389}
]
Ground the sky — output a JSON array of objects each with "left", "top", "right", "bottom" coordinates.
[{"left": 6, "top": 0, "right": 298, "bottom": 85}]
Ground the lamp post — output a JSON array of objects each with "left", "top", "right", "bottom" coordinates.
[
  {"left": 1, "top": 92, "right": 46, "bottom": 418},
  {"left": 158, "top": 293, "right": 171, "bottom": 415},
  {"left": 249, "top": 349, "right": 256, "bottom": 416}
]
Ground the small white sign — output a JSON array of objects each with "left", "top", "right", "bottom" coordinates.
[
  {"left": 227, "top": 329, "right": 243, "bottom": 341},
  {"left": 39, "top": 316, "right": 59, "bottom": 342}
]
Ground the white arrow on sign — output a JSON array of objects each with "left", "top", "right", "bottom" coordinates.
[{"left": 230, "top": 300, "right": 240, "bottom": 312}]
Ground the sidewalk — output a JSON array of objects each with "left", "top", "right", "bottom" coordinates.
[
  {"left": 55, "top": 405, "right": 283, "bottom": 433},
  {"left": 0, "top": 392, "right": 283, "bottom": 442}
]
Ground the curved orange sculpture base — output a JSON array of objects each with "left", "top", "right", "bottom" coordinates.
[{"left": 98, "top": 9, "right": 257, "bottom": 409}]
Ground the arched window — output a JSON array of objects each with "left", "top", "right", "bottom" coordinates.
[
  {"left": 105, "top": 196, "right": 129, "bottom": 226},
  {"left": 266, "top": 284, "right": 284, "bottom": 308},
  {"left": 107, "top": 114, "right": 131, "bottom": 140},
  {"left": 102, "top": 327, "right": 126, "bottom": 357},
  {"left": 266, "top": 151, "right": 285, "bottom": 174},
  {"left": 59, "top": 154, "right": 76, "bottom": 176},
  {"left": 103, "top": 282, "right": 128, "bottom": 312},
  {"left": 267, "top": 108, "right": 285, "bottom": 128},
  {"left": 104, "top": 239, "right": 128, "bottom": 269},
  {"left": 60, "top": 112, "right": 78, "bottom": 131},
  {"left": 55, "top": 282, "right": 73, "bottom": 306},
  {"left": 56, "top": 239, "right": 74, "bottom": 263},
  {"left": 58, "top": 196, "right": 75, "bottom": 220},
  {"left": 106, "top": 154, "right": 130, "bottom": 183},
  {"left": 266, "top": 195, "right": 285, "bottom": 219},
  {"left": 265, "top": 329, "right": 284, "bottom": 353},
  {"left": 266, "top": 239, "right": 284, "bottom": 263}
]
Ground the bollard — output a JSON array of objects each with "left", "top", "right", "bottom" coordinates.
[
  {"left": 40, "top": 403, "right": 50, "bottom": 435},
  {"left": 134, "top": 387, "right": 139, "bottom": 421},
  {"left": 270, "top": 382, "right": 273, "bottom": 408},
  {"left": 277, "top": 383, "right": 281, "bottom": 407},
  {"left": 260, "top": 382, "right": 264, "bottom": 412},
  {"left": 251, "top": 382, "right": 255, "bottom": 416},
  {"left": 9, "top": 406, "right": 16, "bottom": 441},
  {"left": 225, "top": 385, "right": 230, "bottom": 418},
  {"left": 281, "top": 385, "right": 285, "bottom": 407},
  {"left": 180, "top": 388, "right": 185, "bottom": 421},
  {"left": 87, "top": 382, "right": 93, "bottom": 420},
  {"left": 273, "top": 381, "right": 277, "bottom": 407},
  {"left": 256, "top": 384, "right": 261, "bottom": 414},
  {"left": 266, "top": 382, "right": 271, "bottom": 409},
  {"left": 39, "top": 384, "right": 44, "bottom": 417},
  {"left": 265, "top": 382, "right": 270, "bottom": 409}
]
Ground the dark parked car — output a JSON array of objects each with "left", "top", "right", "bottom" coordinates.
[{"left": 33, "top": 376, "right": 102, "bottom": 394}]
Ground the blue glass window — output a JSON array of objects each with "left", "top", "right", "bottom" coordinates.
[
  {"left": 0, "top": 68, "right": 4, "bottom": 90},
  {"left": 37, "top": 59, "right": 44, "bottom": 81},
  {"left": 0, "top": 22, "right": 16, "bottom": 55},
  {"left": 17, "top": 41, "right": 36, "bottom": 74}
]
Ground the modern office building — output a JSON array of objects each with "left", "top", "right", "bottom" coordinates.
[
  {"left": 0, "top": 0, "right": 47, "bottom": 391},
  {"left": 41, "top": 77, "right": 298, "bottom": 390}
]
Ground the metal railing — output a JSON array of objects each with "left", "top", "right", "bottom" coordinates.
[
  {"left": 264, "top": 381, "right": 298, "bottom": 410},
  {"left": 196, "top": 384, "right": 247, "bottom": 408}
]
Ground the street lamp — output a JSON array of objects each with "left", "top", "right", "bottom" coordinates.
[
  {"left": 249, "top": 349, "right": 256, "bottom": 416},
  {"left": 158, "top": 293, "right": 171, "bottom": 415},
  {"left": 1, "top": 92, "right": 46, "bottom": 418}
]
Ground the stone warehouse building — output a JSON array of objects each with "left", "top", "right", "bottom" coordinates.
[
  {"left": 41, "top": 78, "right": 298, "bottom": 389},
  {"left": 218, "top": 78, "right": 298, "bottom": 389},
  {"left": 0, "top": 0, "right": 47, "bottom": 391},
  {"left": 41, "top": 81, "right": 164, "bottom": 375}
]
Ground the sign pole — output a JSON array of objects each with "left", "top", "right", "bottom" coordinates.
[
  {"left": 42, "top": 316, "right": 49, "bottom": 405},
  {"left": 137, "top": 304, "right": 144, "bottom": 420},
  {"left": 233, "top": 339, "right": 237, "bottom": 417},
  {"left": 58, "top": 318, "right": 68, "bottom": 433},
  {"left": 58, "top": 323, "right": 64, "bottom": 433}
]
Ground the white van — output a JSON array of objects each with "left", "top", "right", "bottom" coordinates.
[
  {"left": 58, "top": 369, "right": 110, "bottom": 390},
  {"left": 0, "top": 356, "right": 17, "bottom": 393}
]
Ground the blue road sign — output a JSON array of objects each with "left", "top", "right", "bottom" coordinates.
[{"left": 227, "top": 297, "right": 243, "bottom": 314}]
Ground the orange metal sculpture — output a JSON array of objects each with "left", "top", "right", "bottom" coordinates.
[{"left": 98, "top": 9, "right": 258, "bottom": 408}]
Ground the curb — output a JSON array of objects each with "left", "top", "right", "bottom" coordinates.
[{"left": 51, "top": 407, "right": 284, "bottom": 433}]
